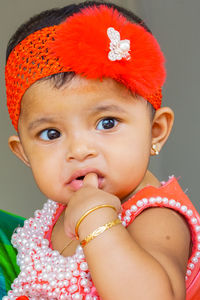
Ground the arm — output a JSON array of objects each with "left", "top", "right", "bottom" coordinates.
[
  {"left": 65, "top": 176, "right": 190, "bottom": 300},
  {"left": 78, "top": 207, "right": 189, "bottom": 300}
]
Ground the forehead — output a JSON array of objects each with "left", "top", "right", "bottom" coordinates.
[{"left": 20, "top": 75, "right": 147, "bottom": 118}]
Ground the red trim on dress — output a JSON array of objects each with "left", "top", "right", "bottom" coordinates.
[{"left": 46, "top": 177, "right": 200, "bottom": 300}]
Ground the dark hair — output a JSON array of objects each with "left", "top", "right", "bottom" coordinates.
[
  {"left": 6, "top": 0, "right": 155, "bottom": 116},
  {"left": 6, "top": 1, "right": 151, "bottom": 61}
]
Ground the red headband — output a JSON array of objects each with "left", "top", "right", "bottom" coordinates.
[{"left": 5, "top": 5, "right": 166, "bottom": 131}]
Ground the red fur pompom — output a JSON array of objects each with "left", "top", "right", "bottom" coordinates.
[{"left": 50, "top": 5, "right": 166, "bottom": 107}]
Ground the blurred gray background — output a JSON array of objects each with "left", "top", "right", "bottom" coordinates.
[{"left": 0, "top": 0, "right": 199, "bottom": 217}]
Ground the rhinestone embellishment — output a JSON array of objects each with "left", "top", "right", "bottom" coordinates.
[{"left": 107, "top": 27, "right": 131, "bottom": 61}]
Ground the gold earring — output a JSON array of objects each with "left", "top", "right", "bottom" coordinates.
[{"left": 152, "top": 144, "right": 159, "bottom": 156}]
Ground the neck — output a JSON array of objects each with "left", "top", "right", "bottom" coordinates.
[{"left": 121, "top": 170, "right": 160, "bottom": 203}]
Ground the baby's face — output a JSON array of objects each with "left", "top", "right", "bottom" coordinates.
[{"left": 18, "top": 76, "right": 152, "bottom": 204}]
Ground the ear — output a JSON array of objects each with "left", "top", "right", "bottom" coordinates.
[
  {"left": 151, "top": 107, "right": 174, "bottom": 155},
  {"left": 8, "top": 135, "right": 30, "bottom": 167}
]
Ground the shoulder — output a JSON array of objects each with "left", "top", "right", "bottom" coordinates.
[
  {"left": 121, "top": 176, "right": 195, "bottom": 297},
  {"left": 127, "top": 206, "right": 190, "bottom": 298},
  {"left": 124, "top": 176, "right": 192, "bottom": 276},
  {"left": 128, "top": 207, "right": 190, "bottom": 267}
]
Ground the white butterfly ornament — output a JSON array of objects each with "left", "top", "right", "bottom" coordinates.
[{"left": 107, "top": 27, "right": 131, "bottom": 61}]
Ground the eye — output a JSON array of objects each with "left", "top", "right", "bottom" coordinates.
[
  {"left": 96, "top": 117, "right": 118, "bottom": 130},
  {"left": 39, "top": 129, "right": 61, "bottom": 140}
]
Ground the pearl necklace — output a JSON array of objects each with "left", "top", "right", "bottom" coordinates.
[{"left": 3, "top": 200, "right": 100, "bottom": 300}]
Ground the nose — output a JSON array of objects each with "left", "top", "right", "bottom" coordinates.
[{"left": 66, "top": 133, "right": 98, "bottom": 162}]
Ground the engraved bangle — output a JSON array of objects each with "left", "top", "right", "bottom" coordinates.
[
  {"left": 80, "top": 218, "right": 122, "bottom": 247},
  {"left": 75, "top": 204, "right": 117, "bottom": 239}
]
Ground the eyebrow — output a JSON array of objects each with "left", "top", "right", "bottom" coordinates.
[
  {"left": 27, "top": 105, "right": 127, "bottom": 131},
  {"left": 28, "top": 117, "right": 57, "bottom": 131},
  {"left": 91, "top": 104, "right": 127, "bottom": 114}
]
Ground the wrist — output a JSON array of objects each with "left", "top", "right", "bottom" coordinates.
[{"left": 77, "top": 207, "right": 118, "bottom": 241}]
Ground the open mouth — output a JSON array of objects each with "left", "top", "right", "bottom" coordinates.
[
  {"left": 67, "top": 170, "right": 104, "bottom": 191},
  {"left": 76, "top": 176, "right": 85, "bottom": 180}
]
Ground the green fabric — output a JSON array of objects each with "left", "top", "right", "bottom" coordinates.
[{"left": 0, "top": 209, "right": 25, "bottom": 298}]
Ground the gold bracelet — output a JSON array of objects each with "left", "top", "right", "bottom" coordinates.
[
  {"left": 80, "top": 218, "right": 122, "bottom": 247},
  {"left": 75, "top": 204, "right": 117, "bottom": 239}
]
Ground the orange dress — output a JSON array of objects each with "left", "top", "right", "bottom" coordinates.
[
  {"left": 5, "top": 176, "right": 200, "bottom": 299},
  {"left": 47, "top": 176, "right": 200, "bottom": 299},
  {"left": 121, "top": 177, "right": 200, "bottom": 300}
]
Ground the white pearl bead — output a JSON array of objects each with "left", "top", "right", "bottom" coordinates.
[
  {"left": 137, "top": 200, "right": 143, "bottom": 207},
  {"left": 181, "top": 205, "right": 187, "bottom": 212},
  {"left": 80, "top": 262, "right": 88, "bottom": 271},
  {"left": 73, "top": 293, "right": 83, "bottom": 299},
  {"left": 191, "top": 218, "right": 197, "bottom": 224},
  {"left": 119, "top": 40, "right": 130, "bottom": 51},
  {"left": 68, "top": 284, "right": 78, "bottom": 293},
  {"left": 125, "top": 209, "right": 131, "bottom": 216},
  {"left": 59, "top": 257, "right": 66, "bottom": 264},
  {"left": 142, "top": 198, "right": 148, "bottom": 205},
  {"left": 169, "top": 199, "right": 176, "bottom": 206},
  {"left": 81, "top": 278, "right": 88, "bottom": 287},
  {"left": 175, "top": 202, "right": 181, "bottom": 208},
  {"left": 35, "top": 263, "right": 42, "bottom": 271},
  {"left": 189, "top": 263, "right": 194, "bottom": 269},
  {"left": 71, "top": 277, "right": 77, "bottom": 284},
  {"left": 122, "top": 221, "right": 126, "bottom": 226},
  {"left": 187, "top": 210, "right": 193, "bottom": 216},
  {"left": 76, "top": 245, "right": 83, "bottom": 253},
  {"left": 149, "top": 197, "right": 156, "bottom": 204},
  {"left": 50, "top": 280, "right": 57, "bottom": 287},
  {"left": 84, "top": 287, "right": 91, "bottom": 294},
  {"left": 124, "top": 216, "right": 131, "bottom": 222},
  {"left": 162, "top": 198, "right": 168, "bottom": 204},
  {"left": 70, "top": 262, "right": 78, "bottom": 271},
  {"left": 130, "top": 205, "right": 137, "bottom": 212},
  {"left": 80, "top": 271, "right": 87, "bottom": 278},
  {"left": 156, "top": 197, "right": 162, "bottom": 203},
  {"left": 187, "top": 269, "right": 192, "bottom": 275},
  {"left": 73, "top": 270, "right": 80, "bottom": 276},
  {"left": 77, "top": 254, "right": 85, "bottom": 262},
  {"left": 58, "top": 272, "right": 65, "bottom": 280},
  {"left": 118, "top": 213, "right": 122, "bottom": 220},
  {"left": 196, "top": 252, "right": 200, "bottom": 258},
  {"left": 60, "top": 294, "right": 68, "bottom": 300},
  {"left": 65, "top": 271, "right": 72, "bottom": 279},
  {"left": 85, "top": 295, "right": 93, "bottom": 300},
  {"left": 192, "top": 257, "right": 198, "bottom": 263},
  {"left": 63, "top": 279, "right": 69, "bottom": 286}
]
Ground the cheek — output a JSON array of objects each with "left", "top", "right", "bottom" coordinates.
[
  {"left": 28, "top": 151, "right": 60, "bottom": 184},
  {"left": 108, "top": 132, "right": 152, "bottom": 179},
  {"left": 29, "top": 159, "right": 62, "bottom": 200},
  {"left": 109, "top": 132, "right": 151, "bottom": 160}
]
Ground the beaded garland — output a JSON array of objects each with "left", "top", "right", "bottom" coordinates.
[
  {"left": 4, "top": 177, "right": 200, "bottom": 299},
  {"left": 4, "top": 200, "right": 99, "bottom": 300}
]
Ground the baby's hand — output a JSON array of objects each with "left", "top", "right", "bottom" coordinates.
[{"left": 64, "top": 173, "right": 121, "bottom": 239}]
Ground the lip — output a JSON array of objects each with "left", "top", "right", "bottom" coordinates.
[{"left": 66, "top": 168, "right": 104, "bottom": 191}]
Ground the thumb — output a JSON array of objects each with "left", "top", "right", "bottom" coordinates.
[{"left": 83, "top": 172, "right": 98, "bottom": 188}]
